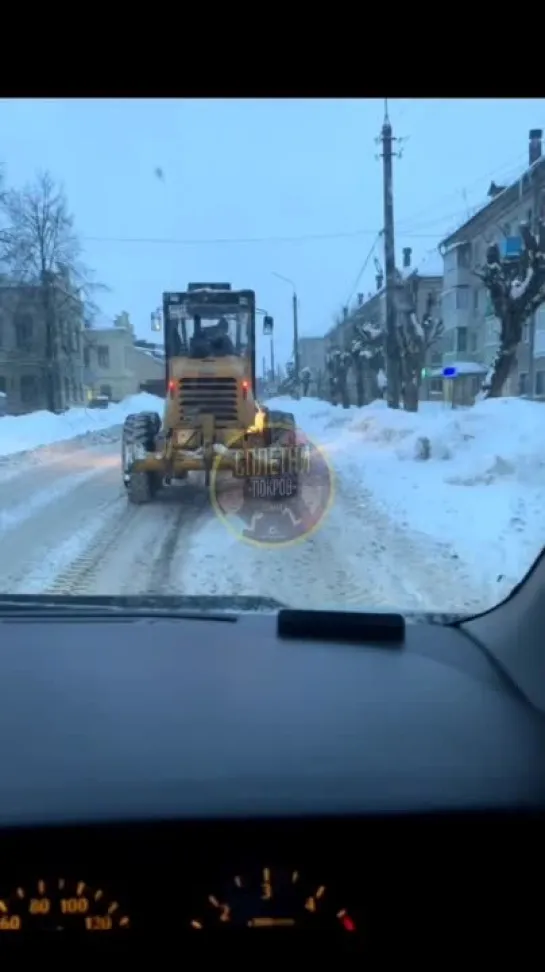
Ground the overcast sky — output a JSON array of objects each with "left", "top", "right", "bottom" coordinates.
[{"left": 0, "top": 98, "right": 542, "bottom": 365}]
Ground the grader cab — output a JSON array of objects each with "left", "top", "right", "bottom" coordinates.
[{"left": 121, "top": 283, "right": 298, "bottom": 504}]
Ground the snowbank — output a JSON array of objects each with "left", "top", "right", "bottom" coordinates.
[
  {"left": 0, "top": 393, "right": 164, "bottom": 458},
  {"left": 266, "top": 395, "right": 545, "bottom": 604}
]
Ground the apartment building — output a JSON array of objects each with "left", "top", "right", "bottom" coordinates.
[
  {"left": 439, "top": 128, "right": 545, "bottom": 398},
  {"left": 325, "top": 249, "right": 443, "bottom": 400},
  {"left": 83, "top": 320, "right": 164, "bottom": 401},
  {"left": 0, "top": 280, "right": 85, "bottom": 414}
]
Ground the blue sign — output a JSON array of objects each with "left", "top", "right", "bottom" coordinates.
[
  {"left": 442, "top": 366, "right": 457, "bottom": 378},
  {"left": 503, "top": 236, "right": 522, "bottom": 259}
]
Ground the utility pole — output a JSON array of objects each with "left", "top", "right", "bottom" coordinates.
[
  {"left": 379, "top": 99, "right": 401, "bottom": 409},
  {"left": 270, "top": 335, "right": 275, "bottom": 381},
  {"left": 272, "top": 271, "right": 300, "bottom": 399},
  {"left": 292, "top": 291, "right": 300, "bottom": 399}
]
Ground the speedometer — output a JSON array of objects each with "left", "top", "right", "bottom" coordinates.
[
  {"left": 0, "top": 879, "right": 130, "bottom": 933},
  {"left": 190, "top": 866, "right": 359, "bottom": 932}
]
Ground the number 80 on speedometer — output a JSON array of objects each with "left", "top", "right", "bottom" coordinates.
[{"left": 0, "top": 879, "right": 130, "bottom": 933}]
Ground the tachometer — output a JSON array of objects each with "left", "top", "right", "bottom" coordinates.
[
  {"left": 0, "top": 879, "right": 130, "bottom": 933},
  {"left": 190, "top": 867, "right": 358, "bottom": 931}
]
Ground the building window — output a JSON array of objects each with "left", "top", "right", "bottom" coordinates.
[
  {"left": 470, "top": 330, "right": 477, "bottom": 352},
  {"left": 518, "top": 372, "right": 529, "bottom": 396},
  {"left": 14, "top": 313, "right": 33, "bottom": 350},
  {"left": 430, "top": 379, "right": 443, "bottom": 394},
  {"left": 456, "top": 288, "right": 469, "bottom": 310},
  {"left": 20, "top": 374, "right": 38, "bottom": 404},
  {"left": 84, "top": 346, "right": 90, "bottom": 367},
  {"left": 97, "top": 345, "right": 109, "bottom": 368},
  {"left": 536, "top": 371, "right": 545, "bottom": 396},
  {"left": 458, "top": 244, "right": 471, "bottom": 268},
  {"left": 0, "top": 314, "right": 4, "bottom": 348},
  {"left": 0, "top": 376, "right": 6, "bottom": 394},
  {"left": 456, "top": 327, "right": 468, "bottom": 353},
  {"left": 535, "top": 306, "right": 545, "bottom": 332},
  {"left": 100, "top": 384, "right": 112, "bottom": 398}
]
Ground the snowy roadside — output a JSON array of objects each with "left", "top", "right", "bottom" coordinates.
[
  {"left": 263, "top": 395, "right": 545, "bottom": 607},
  {"left": 0, "top": 393, "right": 163, "bottom": 460}
]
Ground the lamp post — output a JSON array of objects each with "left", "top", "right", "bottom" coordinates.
[{"left": 272, "top": 271, "right": 300, "bottom": 399}]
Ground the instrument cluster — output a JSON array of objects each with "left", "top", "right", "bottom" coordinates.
[
  {"left": 0, "top": 866, "right": 361, "bottom": 938},
  {"left": 0, "top": 814, "right": 537, "bottom": 958}
]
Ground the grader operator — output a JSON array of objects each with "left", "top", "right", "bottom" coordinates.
[{"left": 121, "top": 283, "right": 298, "bottom": 504}]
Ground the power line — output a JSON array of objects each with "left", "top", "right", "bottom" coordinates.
[
  {"left": 79, "top": 148, "right": 536, "bottom": 252},
  {"left": 395, "top": 151, "right": 528, "bottom": 234},
  {"left": 81, "top": 226, "right": 449, "bottom": 248},
  {"left": 343, "top": 233, "right": 382, "bottom": 308},
  {"left": 82, "top": 228, "right": 377, "bottom": 246}
]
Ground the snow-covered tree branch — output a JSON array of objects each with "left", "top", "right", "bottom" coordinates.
[
  {"left": 422, "top": 311, "right": 444, "bottom": 355},
  {"left": 326, "top": 343, "right": 351, "bottom": 408},
  {"left": 397, "top": 273, "right": 441, "bottom": 412},
  {"left": 349, "top": 319, "right": 384, "bottom": 406},
  {"left": 476, "top": 220, "right": 545, "bottom": 398}
]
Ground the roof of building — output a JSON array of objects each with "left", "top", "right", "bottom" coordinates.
[
  {"left": 439, "top": 153, "right": 545, "bottom": 251},
  {"left": 131, "top": 346, "right": 165, "bottom": 361}
]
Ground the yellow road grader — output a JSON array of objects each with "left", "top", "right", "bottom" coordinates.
[{"left": 122, "top": 283, "right": 298, "bottom": 504}]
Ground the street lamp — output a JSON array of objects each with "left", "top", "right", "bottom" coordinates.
[
  {"left": 272, "top": 271, "right": 300, "bottom": 398},
  {"left": 256, "top": 307, "right": 275, "bottom": 383}
]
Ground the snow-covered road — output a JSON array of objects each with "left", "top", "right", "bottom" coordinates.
[
  {"left": 0, "top": 420, "right": 483, "bottom": 613},
  {"left": 0, "top": 436, "right": 209, "bottom": 598}
]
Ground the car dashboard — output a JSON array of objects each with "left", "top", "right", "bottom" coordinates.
[{"left": 0, "top": 597, "right": 543, "bottom": 959}]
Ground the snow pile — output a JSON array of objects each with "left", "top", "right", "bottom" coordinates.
[
  {"left": 0, "top": 393, "right": 164, "bottom": 458},
  {"left": 266, "top": 395, "right": 545, "bottom": 604}
]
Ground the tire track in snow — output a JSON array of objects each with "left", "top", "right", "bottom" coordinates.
[
  {"left": 34, "top": 482, "right": 214, "bottom": 597},
  {"left": 19, "top": 494, "right": 130, "bottom": 594},
  {"left": 95, "top": 483, "right": 215, "bottom": 597},
  {"left": 35, "top": 501, "right": 157, "bottom": 596}
]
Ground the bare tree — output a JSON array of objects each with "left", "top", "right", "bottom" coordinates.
[
  {"left": 0, "top": 170, "right": 106, "bottom": 411},
  {"left": 398, "top": 274, "right": 443, "bottom": 412},
  {"left": 349, "top": 319, "right": 384, "bottom": 406},
  {"left": 476, "top": 222, "right": 545, "bottom": 398}
]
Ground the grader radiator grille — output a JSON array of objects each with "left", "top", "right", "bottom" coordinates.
[{"left": 179, "top": 377, "right": 238, "bottom": 426}]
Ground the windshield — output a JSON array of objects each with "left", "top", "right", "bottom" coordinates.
[
  {"left": 0, "top": 97, "right": 543, "bottom": 619},
  {"left": 168, "top": 310, "right": 250, "bottom": 358}
]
